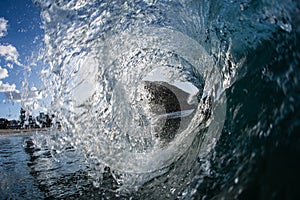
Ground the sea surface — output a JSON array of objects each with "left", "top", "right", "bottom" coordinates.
[
  {"left": 1, "top": 0, "right": 300, "bottom": 199},
  {"left": 0, "top": 134, "right": 44, "bottom": 199},
  {"left": 0, "top": 133, "right": 107, "bottom": 199}
]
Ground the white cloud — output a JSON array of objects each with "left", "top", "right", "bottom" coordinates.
[
  {"left": 27, "top": 86, "right": 42, "bottom": 99},
  {"left": 0, "top": 44, "right": 22, "bottom": 66},
  {"left": 0, "top": 17, "right": 8, "bottom": 38},
  {"left": 0, "top": 66, "right": 8, "bottom": 79},
  {"left": 0, "top": 81, "right": 16, "bottom": 92},
  {"left": 4, "top": 87, "right": 42, "bottom": 102},
  {"left": 4, "top": 90, "right": 21, "bottom": 100}
]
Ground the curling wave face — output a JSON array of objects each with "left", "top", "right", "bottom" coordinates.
[
  {"left": 35, "top": 0, "right": 227, "bottom": 191},
  {"left": 29, "top": 0, "right": 300, "bottom": 199}
]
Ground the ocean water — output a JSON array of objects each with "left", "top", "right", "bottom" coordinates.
[
  {"left": 1, "top": 0, "right": 300, "bottom": 199},
  {"left": 0, "top": 135, "right": 44, "bottom": 199}
]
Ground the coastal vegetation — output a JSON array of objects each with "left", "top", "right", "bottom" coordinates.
[{"left": 0, "top": 108, "right": 60, "bottom": 130}]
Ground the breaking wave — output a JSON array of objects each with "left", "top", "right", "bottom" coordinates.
[{"left": 26, "top": 0, "right": 300, "bottom": 199}]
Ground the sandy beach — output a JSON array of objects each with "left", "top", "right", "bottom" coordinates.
[{"left": 0, "top": 128, "right": 50, "bottom": 136}]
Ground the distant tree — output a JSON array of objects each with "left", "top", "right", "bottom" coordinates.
[
  {"left": 20, "top": 108, "right": 26, "bottom": 128},
  {"left": 45, "top": 114, "right": 51, "bottom": 127},
  {"left": 0, "top": 118, "right": 8, "bottom": 129},
  {"left": 28, "top": 115, "right": 33, "bottom": 128}
]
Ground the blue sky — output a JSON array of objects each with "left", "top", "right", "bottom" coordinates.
[
  {"left": 0, "top": 0, "right": 201, "bottom": 121},
  {"left": 0, "top": 0, "right": 43, "bottom": 119}
]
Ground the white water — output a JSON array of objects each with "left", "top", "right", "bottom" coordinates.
[{"left": 33, "top": 0, "right": 229, "bottom": 194}]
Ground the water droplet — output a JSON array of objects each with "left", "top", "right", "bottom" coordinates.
[
  {"left": 240, "top": 3, "right": 247, "bottom": 11},
  {"left": 170, "top": 188, "right": 176, "bottom": 194},
  {"left": 234, "top": 177, "right": 239, "bottom": 184},
  {"left": 93, "top": 181, "right": 100, "bottom": 188},
  {"left": 277, "top": 21, "right": 292, "bottom": 33}
]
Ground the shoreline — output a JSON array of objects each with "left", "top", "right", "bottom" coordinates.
[{"left": 0, "top": 128, "right": 50, "bottom": 136}]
